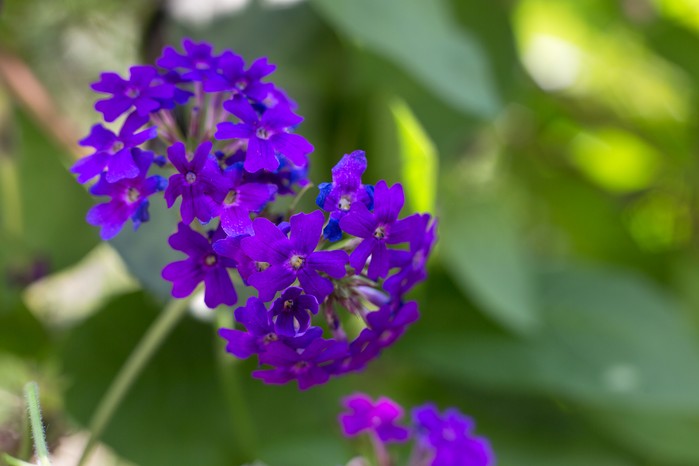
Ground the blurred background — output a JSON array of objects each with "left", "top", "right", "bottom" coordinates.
[{"left": 2, "top": 0, "right": 699, "bottom": 464}]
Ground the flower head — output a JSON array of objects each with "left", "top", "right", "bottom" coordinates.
[
  {"left": 340, "top": 180, "right": 421, "bottom": 280},
  {"left": 162, "top": 223, "right": 237, "bottom": 308},
  {"left": 86, "top": 149, "right": 166, "bottom": 240},
  {"left": 339, "top": 393, "right": 410, "bottom": 443},
  {"left": 413, "top": 405, "right": 495, "bottom": 466},
  {"left": 91, "top": 65, "right": 174, "bottom": 122}
]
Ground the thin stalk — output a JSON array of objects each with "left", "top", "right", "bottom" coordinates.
[
  {"left": 24, "top": 382, "right": 50, "bottom": 466},
  {"left": 76, "top": 297, "right": 191, "bottom": 466},
  {"left": 287, "top": 182, "right": 315, "bottom": 218},
  {"left": 214, "top": 308, "right": 257, "bottom": 461}
]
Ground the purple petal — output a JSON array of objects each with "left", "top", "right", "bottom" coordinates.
[
  {"left": 340, "top": 203, "right": 375, "bottom": 238},
  {"left": 297, "top": 268, "right": 333, "bottom": 301},
  {"left": 220, "top": 205, "right": 254, "bottom": 237},
  {"left": 204, "top": 266, "right": 237, "bottom": 308},
  {"left": 269, "top": 132, "right": 312, "bottom": 167},
  {"left": 349, "top": 238, "right": 374, "bottom": 272},
  {"left": 105, "top": 149, "right": 139, "bottom": 183},
  {"left": 248, "top": 264, "right": 295, "bottom": 301},
  {"left": 289, "top": 211, "right": 323, "bottom": 254},
  {"left": 218, "top": 328, "right": 257, "bottom": 359},
  {"left": 246, "top": 137, "right": 278, "bottom": 173},
  {"left": 367, "top": 241, "right": 390, "bottom": 280},
  {"left": 308, "top": 250, "right": 348, "bottom": 279},
  {"left": 373, "top": 181, "right": 404, "bottom": 223}
]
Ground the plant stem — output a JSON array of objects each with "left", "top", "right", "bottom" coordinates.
[
  {"left": 24, "top": 382, "right": 50, "bottom": 466},
  {"left": 76, "top": 297, "right": 191, "bottom": 466},
  {"left": 214, "top": 308, "right": 257, "bottom": 461}
]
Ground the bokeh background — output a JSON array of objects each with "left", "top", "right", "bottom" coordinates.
[{"left": 2, "top": 0, "right": 699, "bottom": 464}]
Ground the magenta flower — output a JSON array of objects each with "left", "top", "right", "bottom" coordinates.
[
  {"left": 86, "top": 149, "right": 166, "bottom": 240},
  {"left": 340, "top": 180, "right": 421, "bottom": 280},
  {"left": 91, "top": 65, "right": 174, "bottom": 122},
  {"left": 215, "top": 94, "right": 313, "bottom": 173},
  {"left": 72, "top": 112, "right": 157, "bottom": 183},
  {"left": 164, "top": 141, "right": 226, "bottom": 224},
  {"left": 413, "top": 405, "right": 495, "bottom": 466},
  {"left": 161, "top": 223, "right": 237, "bottom": 308},
  {"left": 253, "top": 337, "right": 347, "bottom": 390},
  {"left": 340, "top": 393, "right": 410, "bottom": 443},
  {"left": 269, "top": 287, "right": 319, "bottom": 337},
  {"left": 241, "top": 211, "right": 349, "bottom": 301}
]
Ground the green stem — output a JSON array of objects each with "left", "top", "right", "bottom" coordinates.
[
  {"left": 76, "top": 298, "right": 191, "bottom": 466},
  {"left": 24, "top": 382, "right": 50, "bottom": 466},
  {"left": 214, "top": 308, "right": 257, "bottom": 461}
]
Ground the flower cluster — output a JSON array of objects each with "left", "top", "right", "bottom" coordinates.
[
  {"left": 339, "top": 394, "right": 494, "bottom": 466},
  {"left": 73, "top": 39, "right": 437, "bottom": 389}
]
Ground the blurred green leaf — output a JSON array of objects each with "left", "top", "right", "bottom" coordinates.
[
  {"left": 439, "top": 195, "right": 539, "bottom": 334},
  {"left": 310, "top": 0, "right": 500, "bottom": 118},
  {"left": 0, "top": 109, "right": 98, "bottom": 304},
  {"left": 390, "top": 98, "right": 438, "bottom": 213},
  {"left": 61, "top": 292, "right": 243, "bottom": 466},
  {"left": 587, "top": 408, "right": 699, "bottom": 464},
  {"left": 415, "top": 262, "right": 699, "bottom": 412},
  {"left": 109, "top": 200, "right": 179, "bottom": 302},
  {"left": 0, "top": 304, "right": 49, "bottom": 358}
]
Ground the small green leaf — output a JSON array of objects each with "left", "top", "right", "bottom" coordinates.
[
  {"left": 389, "top": 98, "right": 438, "bottom": 213},
  {"left": 311, "top": 0, "right": 500, "bottom": 117}
]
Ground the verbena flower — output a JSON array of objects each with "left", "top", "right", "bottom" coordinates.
[
  {"left": 164, "top": 141, "right": 226, "bottom": 224},
  {"left": 91, "top": 65, "right": 174, "bottom": 122},
  {"left": 215, "top": 94, "right": 313, "bottom": 173},
  {"left": 72, "top": 113, "right": 157, "bottom": 183},
  {"left": 162, "top": 223, "right": 237, "bottom": 308},
  {"left": 341, "top": 180, "right": 422, "bottom": 280},
  {"left": 339, "top": 393, "right": 410, "bottom": 442},
  {"left": 74, "top": 38, "right": 437, "bottom": 389},
  {"left": 241, "top": 211, "right": 349, "bottom": 301},
  {"left": 338, "top": 394, "right": 495, "bottom": 466},
  {"left": 413, "top": 405, "right": 495, "bottom": 466},
  {"left": 86, "top": 149, "right": 166, "bottom": 240}
]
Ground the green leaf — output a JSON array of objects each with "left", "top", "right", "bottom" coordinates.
[
  {"left": 587, "top": 409, "right": 699, "bottom": 464},
  {"left": 109, "top": 200, "right": 179, "bottom": 301},
  {"left": 439, "top": 195, "right": 539, "bottom": 334},
  {"left": 61, "top": 292, "right": 243, "bottom": 466},
  {"left": 414, "top": 262, "right": 699, "bottom": 412},
  {"left": 310, "top": 0, "right": 500, "bottom": 117},
  {"left": 389, "top": 98, "right": 438, "bottom": 213}
]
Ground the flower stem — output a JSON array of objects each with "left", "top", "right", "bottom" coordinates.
[
  {"left": 24, "top": 382, "right": 51, "bottom": 466},
  {"left": 76, "top": 297, "right": 191, "bottom": 466},
  {"left": 214, "top": 308, "right": 257, "bottom": 461}
]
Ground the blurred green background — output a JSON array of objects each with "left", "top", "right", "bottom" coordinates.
[{"left": 3, "top": 0, "right": 699, "bottom": 464}]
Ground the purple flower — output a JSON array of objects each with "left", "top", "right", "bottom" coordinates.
[
  {"left": 385, "top": 214, "right": 438, "bottom": 297},
  {"left": 204, "top": 51, "right": 275, "bottom": 101},
  {"left": 344, "top": 301, "right": 419, "bottom": 373},
  {"left": 339, "top": 393, "right": 410, "bottom": 443},
  {"left": 218, "top": 295, "right": 322, "bottom": 358},
  {"left": 253, "top": 337, "right": 348, "bottom": 390},
  {"left": 161, "top": 223, "right": 237, "bottom": 308},
  {"left": 218, "top": 165, "right": 277, "bottom": 237},
  {"left": 156, "top": 39, "right": 220, "bottom": 82},
  {"left": 218, "top": 296, "right": 278, "bottom": 359},
  {"left": 241, "top": 211, "right": 349, "bottom": 301},
  {"left": 215, "top": 94, "right": 313, "bottom": 173},
  {"left": 316, "top": 150, "right": 374, "bottom": 240},
  {"left": 86, "top": 149, "right": 166, "bottom": 240},
  {"left": 269, "top": 287, "right": 319, "bottom": 337},
  {"left": 91, "top": 65, "right": 174, "bottom": 122},
  {"left": 164, "top": 141, "right": 226, "bottom": 224},
  {"left": 72, "top": 112, "right": 157, "bottom": 183},
  {"left": 340, "top": 181, "right": 421, "bottom": 280},
  {"left": 413, "top": 405, "right": 495, "bottom": 466}
]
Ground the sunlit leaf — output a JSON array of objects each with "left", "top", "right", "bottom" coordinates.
[{"left": 389, "top": 98, "right": 438, "bottom": 213}]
